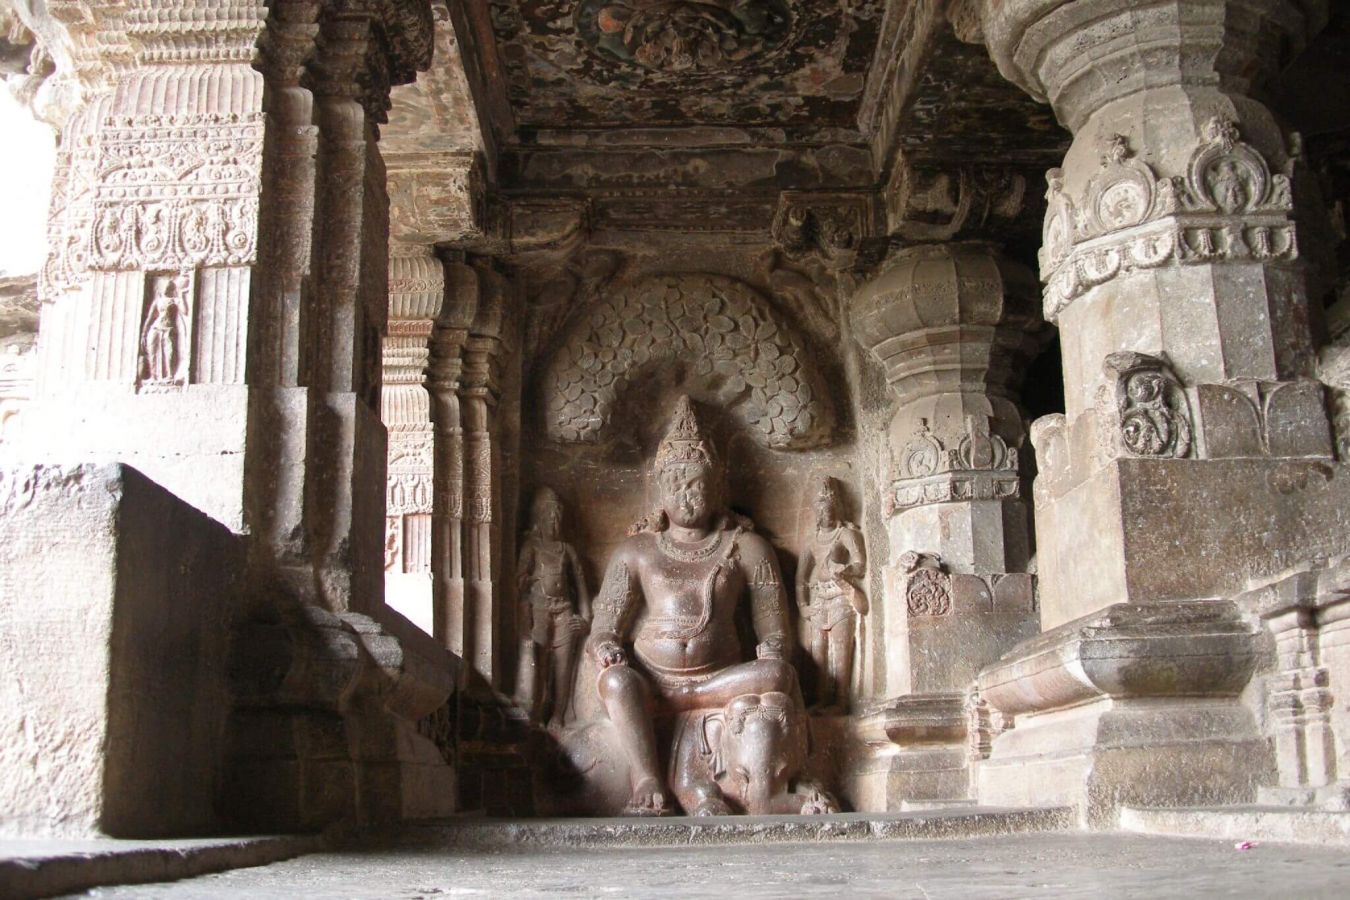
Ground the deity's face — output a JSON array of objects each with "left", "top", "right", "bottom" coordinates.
[
  {"left": 532, "top": 497, "right": 562, "bottom": 540},
  {"left": 658, "top": 462, "right": 718, "bottom": 530}
]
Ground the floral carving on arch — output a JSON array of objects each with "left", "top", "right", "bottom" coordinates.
[{"left": 541, "top": 274, "right": 834, "bottom": 450}]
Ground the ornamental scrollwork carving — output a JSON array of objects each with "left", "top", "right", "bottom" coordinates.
[
  {"left": 1041, "top": 120, "right": 1297, "bottom": 319},
  {"left": 577, "top": 0, "right": 794, "bottom": 74},
  {"left": 387, "top": 435, "right": 434, "bottom": 516},
  {"left": 1101, "top": 351, "right": 1192, "bottom": 460},
  {"left": 541, "top": 274, "right": 834, "bottom": 450},
  {"left": 46, "top": 113, "right": 265, "bottom": 285},
  {"left": 898, "top": 551, "right": 950, "bottom": 618},
  {"left": 772, "top": 193, "right": 870, "bottom": 271}
]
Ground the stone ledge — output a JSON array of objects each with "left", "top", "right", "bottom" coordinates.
[
  {"left": 977, "top": 600, "right": 1258, "bottom": 719},
  {"left": 0, "top": 834, "right": 322, "bottom": 900},
  {"left": 353, "top": 807, "right": 1074, "bottom": 850},
  {"left": 1120, "top": 806, "right": 1350, "bottom": 847}
]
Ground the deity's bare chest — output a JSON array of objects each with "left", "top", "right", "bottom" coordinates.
[{"left": 638, "top": 545, "right": 745, "bottom": 630}]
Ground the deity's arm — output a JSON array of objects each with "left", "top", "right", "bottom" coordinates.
[
  {"left": 586, "top": 549, "right": 640, "bottom": 666},
  {"left": 741, "top": 534, "right": 790, "bottom": 659},
  {"left": 564, "top": 542, "right": 592, "bottom": 621}
]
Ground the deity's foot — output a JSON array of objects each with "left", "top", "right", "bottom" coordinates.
[
  {"left": 620, "top": 776, "right": 672, "bottom": 817},
  {"left": 692, "top": 797, "right": 733, "bottom": 817},
  {"left": 799, "top": 786, "right": 840, "bottom": 815}
]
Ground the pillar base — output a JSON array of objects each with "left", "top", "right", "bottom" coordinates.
[
  {"left": 976, "top": 599, "right": 1271, "bottom": 826},
  {"left": 841, "top": 695, "right": 973, "bottom": 812}
]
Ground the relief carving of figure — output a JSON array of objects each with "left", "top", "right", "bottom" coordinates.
[
  {"left": 140, "top": 272, "right": 191, "bottom": 385},
  {"left": 517, "top": 488, "right": 591, "bottom": 730},
  {"left": 583, "top": 396, "right": 835, "bottom": 816},
  {"left": 796, "top": 477, "right": 867, "bottom": 712}
]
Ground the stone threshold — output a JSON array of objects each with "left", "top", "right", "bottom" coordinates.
[
  {"left": 0, "top": 833, "right": 322, "bottom": 900},
  {"left": 352, "top": 807, "right": 1076, "bottom": 850},
  {"left": 1120, "top": 806, "right": 1350, "bottom": 847}
]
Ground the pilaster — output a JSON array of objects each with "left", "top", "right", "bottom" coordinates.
[{"left": 845, "top": 241, "right": 1047, "bottom": 809}]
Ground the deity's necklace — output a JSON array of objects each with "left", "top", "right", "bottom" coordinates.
[{"left": 656, "top": 527, "right": 724, "bottom": 563}]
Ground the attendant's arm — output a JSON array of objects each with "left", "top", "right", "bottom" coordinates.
[
  {"left": 515, "top": 541, "right": 536, "bottom": 632},
  {"left": 565, "top": 543, "right": 592, "bottom": 622},
  {"left": 840, "top": 526, "right": 866, "bottom": 580}
]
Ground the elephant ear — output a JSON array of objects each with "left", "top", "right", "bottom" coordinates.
[{"left": 700, "top": 711, "right": 727, "bottom": 778}]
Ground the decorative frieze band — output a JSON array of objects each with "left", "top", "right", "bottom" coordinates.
[
  {"left": 1040, "top": 119, "right": 1297, "bottom": 319},
  {"left": 885, "top": 416, "right": 1021, "bottom": 514}
]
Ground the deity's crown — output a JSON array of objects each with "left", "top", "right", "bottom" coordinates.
[
  {"left": 654, "top": 395, "right": 718, "bottom": 472},
  {"left": 815, "top": 476, "right": 838, "bottom": 506}
]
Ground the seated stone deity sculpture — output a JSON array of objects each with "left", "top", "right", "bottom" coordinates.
[
  {"left": 584, "top": 395, "right": 836, "bottom": 816},
  {"left": 796, "top": 477, "right": 867, "bottom": 712},
  {"left": 516, "top": 487, "right": 591, "bottom": 729}
]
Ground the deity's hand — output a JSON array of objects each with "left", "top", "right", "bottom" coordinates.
[
  {"left": 587, "top": 635, "right": 627, "bottom": 669},
  {"left": 755, "top": 635, "right": 786, "bottom": 660}
]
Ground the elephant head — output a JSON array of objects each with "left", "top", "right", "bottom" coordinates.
[{"left": 700, "top": 691, "right": 810, "bottom": 814}]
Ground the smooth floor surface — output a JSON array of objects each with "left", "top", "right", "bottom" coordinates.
[{"left": 74, "top": 833, "right": 1350, "bottom": 898}]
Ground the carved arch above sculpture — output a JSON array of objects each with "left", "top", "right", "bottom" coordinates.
[{"left": 541, "top": 274, "right": 834, "bottom": 450}]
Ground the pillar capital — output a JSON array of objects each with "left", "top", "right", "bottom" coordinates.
[{"left": 978, "top": 0, "right": 1329, "bottom": 133}]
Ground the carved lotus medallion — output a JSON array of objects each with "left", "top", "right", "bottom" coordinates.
[{"left": 577, "top": 0, "right": 794, "bottom": 74}]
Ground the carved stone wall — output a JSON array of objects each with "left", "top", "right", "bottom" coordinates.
[{"left": 542, "top": 273, "right": 835, "bottom": 451}]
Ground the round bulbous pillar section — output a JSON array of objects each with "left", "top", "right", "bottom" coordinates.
[{"left": 851, "top": 241, "right": 1046, "bottom": 505}]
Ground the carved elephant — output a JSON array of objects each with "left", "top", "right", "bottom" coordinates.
[{"left": 671, "top": 691, "right": 839, "bottom": 816}]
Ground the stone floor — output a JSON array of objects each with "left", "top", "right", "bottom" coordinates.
[{"left": 71, "top": 833, "right": 1350, "bottom": 899}]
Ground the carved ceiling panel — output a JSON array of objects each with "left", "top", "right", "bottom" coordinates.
[{"left": 486, "top": 0, "right": 883, "bottom": 131}]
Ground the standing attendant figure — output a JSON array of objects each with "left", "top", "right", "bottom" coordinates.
[{"left": 796, "top": 477, "right": 867, "bottom": 712}]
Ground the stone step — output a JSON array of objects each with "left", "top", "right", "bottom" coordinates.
[
  {"left": 1120, "top": 805, "right": 1350, "bottom": 847},
  {"left": 351, "top": 806, "right": 1075, "bottom": 850},
  {"left": 0, "top": 834, "right": 320, "bottom": 900}
]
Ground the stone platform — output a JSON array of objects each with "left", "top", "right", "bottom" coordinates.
[
  {"left": 63, "top": 832, "right": 1350, "bottom": 899},
  {"left": 356, "top": 807, "right": 1075, "bottom": 850},
  {"left": 0, "top": 834, "right": 320, "bottom": 900}
]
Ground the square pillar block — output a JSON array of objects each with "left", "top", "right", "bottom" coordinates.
[
  {"left": 0, "top": 463, "right": 244, "bottom": 837},
  {"left": 1037, "top": 457, "right": 1350, "bottom": 631},
  {"left": 976, "top": 600, "right": 1271, "bottom": 826}
]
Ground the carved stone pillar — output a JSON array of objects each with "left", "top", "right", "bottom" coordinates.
[
  {"left": 24, "top": 2, "right": 273, "bottom": 532},
  {"left": 845, "top": 241, "right": 1046, "bottom": 810},
  {"left": 383, "top": 245, "right": 442, "bottom": 633},
  {"left": 428, "top": 259, "right": 476, "bottom": 660},
  {"left": 458, "top": 263, "right": 508, "bottom": 693},
  {"left": 20, "top": 1, "right": 432, "bottom": 611},
  {"left": 6, "top": 0, "right": 457, "bottom": 836},
  {"left": 970, "top": 0, "right": 1344, "bottom": 822}
]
